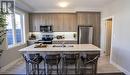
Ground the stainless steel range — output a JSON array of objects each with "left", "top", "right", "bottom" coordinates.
[
  {"left": 36, "top": 34, "right": 53, "bottom": 44},
  {"left": 36, "top": 25, "right": 54, "bottom": 44},
  {"left": 41, "top": 34, "right": 53, "bottom": 44}
]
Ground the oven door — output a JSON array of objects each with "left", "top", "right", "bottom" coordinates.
[{"left": 43, "top": 41, "right": 52, "bottom": 44}]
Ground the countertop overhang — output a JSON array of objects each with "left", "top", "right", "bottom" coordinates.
[{"left": 19, "top": 44, "right": 101, "bottom": 52}]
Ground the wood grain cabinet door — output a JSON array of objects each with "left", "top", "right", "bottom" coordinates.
[
  {"left": 36, "top": 14, "right": 42, "bottom": 32},
  {"left": 63, "top": 14, "right": 77, "bottom": 32},
  {"left": 53, "top": 14, "right": 64, "bottom": 32},
  {"left": 46, "top": 14, "right": 55, "bottom": 25},
  {"left": 29, "top": 14, "right": 37, "bottom": 32},
  {"left": 77, "top": 13, "right": 89, "bottom": 25},
  {"left": 29, "top": 14, "right": 42, "bottom": 32},
  {"left": 43, "top": 14, "right": 62, "bottom": 31},
  {"left": 53, "top": 14, "right": 76, "bottom": 32},
  {"left": 40, "top": 14, "right": 46, "bottom": 25},
  {"left": 41, "top": 14, "right": 55, "bottom": 25},
  {"left": 29, "top": 14, "right": 32, "bottom": 32}
]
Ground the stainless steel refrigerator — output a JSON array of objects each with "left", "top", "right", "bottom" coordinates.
[{"left": 78, "top": 26, "right": 93, "bottom": 44}]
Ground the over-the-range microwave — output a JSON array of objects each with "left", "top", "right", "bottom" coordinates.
[{"left": 40, "top": 25, "right": 53, "bottom": 32}]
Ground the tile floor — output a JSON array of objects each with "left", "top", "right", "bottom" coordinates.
[{"left": 0, "top": 56, "right": 121, "bottom": 74}]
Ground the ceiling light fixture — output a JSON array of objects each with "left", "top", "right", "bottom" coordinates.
[{"left": 58, "top": 1, "right": 69, "bottom": 8}]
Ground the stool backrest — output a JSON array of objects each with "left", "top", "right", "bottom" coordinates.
[
  {"left": 63, "top": 53, "right": 79, "bottom": 65},
  {"left": 45, "top": 54, "right": 61, "bottom": 65},
  {"left": 85, "top": 51, "right": 100, "bottom": 64},
  {"left": 22, "top": 53, "right": 42, "bottom": 63},
  {"left": 22, "top": 54, "right": 28, "bottom": 62},
  {"left": 29, "top": 53, "right": 40, "bottom": 60}
]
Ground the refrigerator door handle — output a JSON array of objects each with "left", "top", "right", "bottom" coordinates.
[
  {"left": 88, "top": 27, "right": 93, "bottom": 44},
  {"left": 79, "top": 29, "right": 81, "bottom": 43}
]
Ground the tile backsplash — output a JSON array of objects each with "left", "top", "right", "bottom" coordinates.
[
  {"left": 29, "top": 32, "right": 77, "bottom": 40},
  {"left": 53, "top": 32, "right": 77, "bottom": 40}
]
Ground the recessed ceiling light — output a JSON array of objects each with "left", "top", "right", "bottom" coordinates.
[{"left": 58, "top": 1, "right": 69, "bottom": 8}]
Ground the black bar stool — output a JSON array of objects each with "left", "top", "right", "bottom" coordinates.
[
  {"left": 62, "top": 53, "right": 79, "bottom": 75},
  {"left": 23, "top": 53, "right": 43, "bottom": 75},
  {"left": 80, "top": 51, "right": 100, "bottom": 75},
  {"left": 44, "top": 54, "right": 61, "bottom": 75}
]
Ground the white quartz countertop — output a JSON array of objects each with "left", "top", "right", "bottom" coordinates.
[{"left": 19, "top": 44, "right": 101, "bottom": 52}]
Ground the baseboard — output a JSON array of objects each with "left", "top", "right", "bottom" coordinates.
[
  {"left": 110, "top": 61, "right": 130, "bottom": 75},
  {"left": 0, "top": 57, "right": 23, "bottom": 72}
]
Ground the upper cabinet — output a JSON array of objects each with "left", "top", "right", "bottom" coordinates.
[
  {"left": 29, "top": 14, "right": 42, "bottom": 32},
  {"left": 29, "top": 13, "right": 52, "bottom": 32},
  {"left": 77, "top": 13, "right": 89, "bottom": 25},
  {"left": 77, "top": 12, "right": 100, "bottom": 25},
  {"left": 52, "top": 14, "right": 77, "bottom": 32},
  {"left": 29, "top": 13, "right": 77, "bottom": 32},
  {"left": 63, "top": 14, "right": 77, "bottom": 32},
  {"left": 53, "top": 14, "right": 64, "bottom": 32}
]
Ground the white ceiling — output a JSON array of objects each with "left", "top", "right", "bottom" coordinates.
[{"left": 16, "top": 0, "right": 115, "bottom": 12}]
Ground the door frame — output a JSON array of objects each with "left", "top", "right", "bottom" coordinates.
[{"left": 103, "top": 16, "right": 114, "bottom": 62}]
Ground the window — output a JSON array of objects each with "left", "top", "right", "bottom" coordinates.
[
  {"left": 6, "top": 15, "right": 14, "bottom": 45},
  {"left": 15, "top": 13, "right": 23, "bottom": 43},
  {"left": 6, "top": 11, "right": 25, "bottom": 48}
]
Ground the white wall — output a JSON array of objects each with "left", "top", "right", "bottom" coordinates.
[{"left": 101, "top": 0, "right": 130, "bottom": 74}]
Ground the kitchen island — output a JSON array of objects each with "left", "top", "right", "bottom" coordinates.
[
  {"left": 19, "top": 44, "right": 101, "bottom": 75},
  {"left": 19, "top": 44, "right": 101, "bottom": 52}
]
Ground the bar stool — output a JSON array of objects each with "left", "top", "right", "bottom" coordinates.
[
  {"left": 62, "top": 53, "right": 79, "bottom": 75},
  {"left": 44, "top": 54, "right": 61, "bottom": 75},
  {"left": 23, "top": 53, "right": 43, "bottom": 75},
  {"left": 80, "top": 51, "right": 100, "bottom": 75}
]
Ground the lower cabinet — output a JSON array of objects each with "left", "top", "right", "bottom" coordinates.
[
  {"left": 52, "top": 41, "right": 77, "bottom": 44},
  {"left": 27, "top": 40, "right": 78, "bottom": 46}
]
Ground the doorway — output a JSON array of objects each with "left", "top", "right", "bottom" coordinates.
[{"left": 105, "top": 18, "right": 112, "bottom": 56}]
